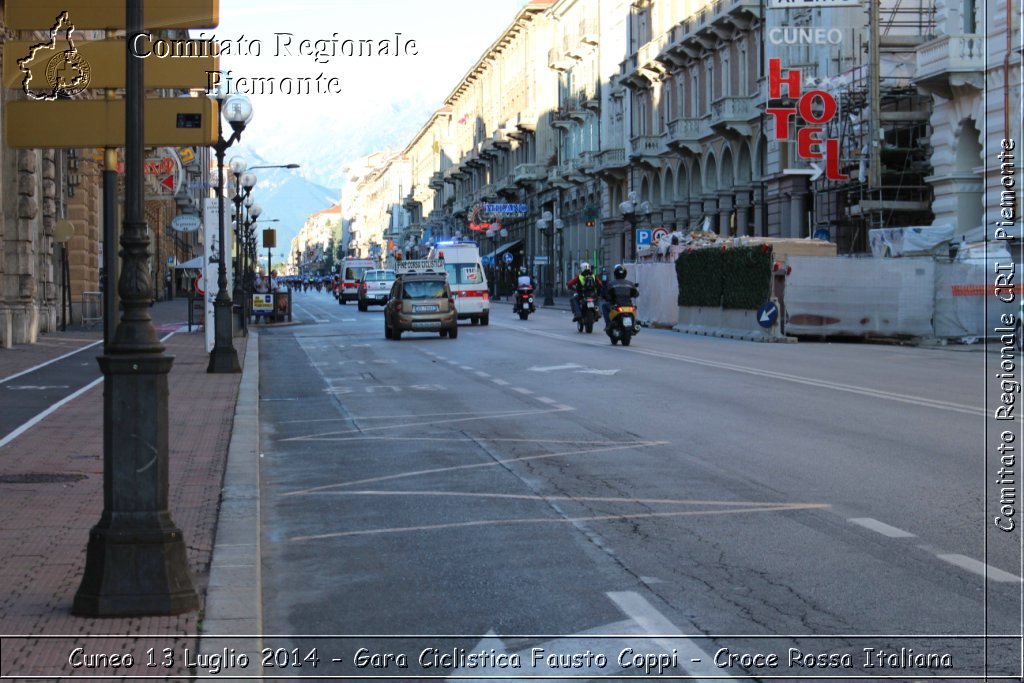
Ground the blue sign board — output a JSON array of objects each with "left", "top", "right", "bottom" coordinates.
[
  {"left": 503, "top": 252, "right": 514, "bottom": 264},
  {"left": 636, "top": 229, "right": 652, "bottom": 247},
  {"left": 481, "top": 256, "right": 495, "bottom": 266},
  {"left": 484, "top": 203, "right": 529, "bottom": 214},
  {"left": 757, "top": 301, "right": 779, "bottom": 328}
]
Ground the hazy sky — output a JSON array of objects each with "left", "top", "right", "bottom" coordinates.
[{"left": 202, "top": 0, "right": 530, "bottom": 169}]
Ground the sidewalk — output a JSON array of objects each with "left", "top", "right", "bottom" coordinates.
[{"left": 0, "top": 300, "right": 246, "bottom": 680}]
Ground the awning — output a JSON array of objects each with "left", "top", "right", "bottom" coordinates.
[
  {"left": 174, "top": 256, "right": 204, "bottom": 269},
  {"left": 482, "top": 240, "right": 522, "bottom": 259}
]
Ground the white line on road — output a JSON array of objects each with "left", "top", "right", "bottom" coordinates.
[
  {"left": 0, "top": 339, "right": 103, "bottom": 385},
  {"left": 495, "top": 324, "right": 984, "bottom": 416},
  {"left": 512, "top": 387, "right": 534, "bottom": 395},
  {"left": 474, "top": 371, "right": 490, "bottom": 378},
  {"left": 460, "top": 365, "right": 473, "bottom": 371},
  {"left": 606, "top": 591, "right": 736, "bottom": 682},
  {"left": 492, "top": 379, "right": 510, "bottom": 386},
  {"left": 936, "top": 554, "right": 1021, "bottom": 583},
  {"left": 848, "top": 517, "right": 916, "bottom": 538},
  {"left": 536, "top": 397, "right": 558, "bottom": 404},
  {"left": 528, "top": 363, "right": 584, "bottom": 372}
]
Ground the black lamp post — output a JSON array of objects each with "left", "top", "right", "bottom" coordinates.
[
  {"left": 73, "top": 0, "right": 197, "bottom": 616},
  {"left": 619, "top": 192, "right": 652, "bottom": 261},
  {"left": 536, "top": 211, "right": 562, "bottom": 306},
  {"left": 207, "top": 93, "right": 253, "bottom": 374}
]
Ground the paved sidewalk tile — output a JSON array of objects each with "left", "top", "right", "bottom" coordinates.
[{"left": 0, "top": 303, "right": 245, "bottom": 681}]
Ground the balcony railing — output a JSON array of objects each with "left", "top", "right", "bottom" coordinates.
[
  {"left": 916, "top": 33, "right": 984, "bottom": 82},
  {"left": 593, "top": 148, "right": 627, "bottom": 172},
  {"left": 630, "top": 134, "right": 665, "bottom": 157},
  {"left": 668, "top": 117, "right": 707, "bottom": 144},
  {"left": 710, "top": 96, "right": 757, "bottom": 125},
  {"left": 513, "top": 163, "right": 544, "bottom": 184}
]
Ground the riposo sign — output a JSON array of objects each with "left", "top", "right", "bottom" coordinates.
[{"left": 766, "top": 58, "right": 848, "bottom": 181}]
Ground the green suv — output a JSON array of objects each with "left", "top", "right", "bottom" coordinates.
[{"left": 383, "top": 272, "right": 458, "bottom": 340}]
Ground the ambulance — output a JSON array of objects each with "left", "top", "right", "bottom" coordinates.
[
  {"left": 433, "top": 240, "right": 490, "bottom": 325},
  {"left": 337, "top": 256, "right": 377, "bottom": 304}
]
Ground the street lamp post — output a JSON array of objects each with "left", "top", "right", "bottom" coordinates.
[
  {"left": 619, "top": 192, "right": 652, "bottom": 261},
  {"left": 536, "top": 212, "right": 561, "bottom": 306},
  {"left": 73, "top": 0, "right": 197, "bottom": 616},
  {"left": 207, "top": 93, "right": 253, "bottom": 374}
]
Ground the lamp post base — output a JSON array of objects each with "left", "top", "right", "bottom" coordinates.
[
  {"left": 208, "top": 300, "right": 240, "bottom": 373},
  {"left": 73, "top": 353, "right": 198, "bottom": 617},
  {"left": 73, "top": 516, "right": 198, "bottom": 616}
]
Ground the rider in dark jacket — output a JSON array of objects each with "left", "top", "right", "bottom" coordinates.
[
  {"left": 568, "top": 262, "right": 601, "bottom": 321},
  {"left": 602, "top": 264, "right": 638, "bottom": 328}
]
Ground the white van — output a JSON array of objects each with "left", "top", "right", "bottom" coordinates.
[
  {"left": 337, "top": 257, "right": 377, "bottom": 304},
  {"left": 434, "top": 240, "right": 490, "bottom": 325}
]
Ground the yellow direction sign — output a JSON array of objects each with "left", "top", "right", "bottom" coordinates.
[
  {"left": 5, "top": 40, "right": 217, "bottom": 91},
  {"left": 5, "top": 0, "right": 218, "bottom": 30},
  {"left": 6, "top": 98, "right": 217, "bottom": 148}
]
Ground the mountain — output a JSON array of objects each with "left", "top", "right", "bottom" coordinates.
[{"left": 230, "top": 144, "right": 338, "bottom": 257}]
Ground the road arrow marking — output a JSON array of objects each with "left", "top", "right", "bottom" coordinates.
[
  {"left": 528, "top": 363, "right": 584, "bottom": 372},
  {"left": 783, "top": 162, "right": 823, "bottom": 181}
]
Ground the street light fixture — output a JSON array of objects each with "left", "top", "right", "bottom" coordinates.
[
  {"left": 619, "top": 192, "right": 653, "bottom": 261},
  {"left": 207, "top": 92, "right": 253, "bottom": 374},
  {"left": 536, "top": 211, "right": 561, "bottom": 307}
]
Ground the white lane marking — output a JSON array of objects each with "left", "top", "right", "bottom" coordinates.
[
  {"left": 512, "top": 387, "right": 533, "bottom": 395},
  {"left": 0, "top": 339, "right": 103, "bottom": 385},
  {"left": 4, "top": 385, "right": 70, "bottom": 391},
  {"left": 496, "top": 324, "right": 984, "bottom": 417},
  {"left": 528, "top": 363, "right": 584, "bottom": 372},
  {"left": 577, "top": 369, "right": 620, "bottom": 376},
  {"left": 937, "top": 554, "right": 1021, "bottom": 583},
  {"left": 474, "top": 371, "right": 490, "bottom": 378},
  {"left": 0, "top": 331, "right": 175, "bottom": 449},
  {"left": 536, "top": 397, "right": 558, "bottom": 404},
  {"left": 492, "top": 378, "right": 510, "bottom": 386},
  {"left": 607, "top": 591, "right": 735, "bottom": 682},
  {"left": 460, "top": 365, "right": 473, "bottom": 371},
  {"left": 849, "top": 517, "right": 916, "bottom": 538}
]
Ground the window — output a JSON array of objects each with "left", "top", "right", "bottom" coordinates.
[
  {"left": 444, "top": 263, "right": 484, "bottom": 285},
  {"left": 403, "top": 280, "right": 448, "bottom": 299}
]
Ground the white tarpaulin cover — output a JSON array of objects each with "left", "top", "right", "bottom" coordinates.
[
  {"left": 784, "top": 256, "right": 934, "bottom": 337},
  {"left": 934, "top": 262, "right": 1017, "bottom": 337},
  {"left": 627, "top": 262, "right": 679, "bottom": 327},
  {"left": 868, "top": 225, "right": 955, "bottom": 258}
]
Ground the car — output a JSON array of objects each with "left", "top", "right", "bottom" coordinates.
[
  {"left": 357, "top": 269, "right": 396, "bottom": 311},
  {"left": 383, "top": 262, "right": 458, "bottom": 340}
]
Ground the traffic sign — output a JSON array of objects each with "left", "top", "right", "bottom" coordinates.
[
  {"left": 652, "top": 227, "right": 670, "bottom": 242},
  {"left": 636, "top": 229, "right": 652, "bottom": 247},
  {"left": 534, "top": 256, "right": 549, "bottom": 265},
  {"left": 757, "top": 301, "right": 780, "bottom": 328},
  {"left": 503, "top": 252, "right": 514, "bottom": 264},
  {"left": 6, "top": 97, "right": 217, "bottom": 148},
  {"left": 6, "top": 40, "right": 218, "bottom": 90},
  {"left": 6, "top": 1, "right": 219, "bottom": 30}
]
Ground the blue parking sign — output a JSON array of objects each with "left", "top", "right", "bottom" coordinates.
[{"left": 636, "top": 229, "right": 652, "bottom": 247}]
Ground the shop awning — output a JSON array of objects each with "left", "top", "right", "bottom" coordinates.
[
  {"left": 482, "top": 240, "right": 522, "bottom": 259},
  {"left": 174, "top": 256, "right": 204, "bottom": 269}
]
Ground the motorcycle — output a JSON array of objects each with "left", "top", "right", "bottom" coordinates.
[
  {"left": 513, "top": 286, "right": 535, "bottom": 320},
  {"left": 607, "top": 302, "right": 640, "bottom": 346},
  {"left": 576, "top": 295, "right": 599, "bottom": 334}
]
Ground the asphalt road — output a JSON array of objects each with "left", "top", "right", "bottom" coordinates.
[{"left": 252, "top": 289, "right": 1018, "bottom": 681}]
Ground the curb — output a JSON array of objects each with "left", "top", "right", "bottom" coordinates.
[
  {"left": 199, "top": 330, "right": 262, "bottom": 667},
  {"left": 671, "top": 325, "right": 799, "bottom": 343}
]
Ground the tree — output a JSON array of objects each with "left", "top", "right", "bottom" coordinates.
[{"left": 323, "top": 238, "right": 337, "bottom": 274}]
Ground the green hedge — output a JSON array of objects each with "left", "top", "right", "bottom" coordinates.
[{"left": 676, "top": 244, "right": 773, "bottom": 310}]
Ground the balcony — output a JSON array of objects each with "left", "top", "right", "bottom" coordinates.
[
  {"left": 629, "top": 134, "right": 666, "bottom": 163},
  {"left": 547, "top": 166, "right": 574, "bottom": 189},
  {"left": 429, "top": 171, "right": 445, "bottom": 190},
  {"left": 709, "top": 96, "right": 758, "bottom": 136},
  {"left": 493, "top": 129, "right": 512, "bottom": 149},
  {"left": 495, "top": 175, "right": 516, "bottom": 196},
  {"left": 478, "top": 183, "right": 497, "bottom": 201},
  {"left": 513, "top": 163, "right": 544, "bottom": 185},
  {"left": 479, "top": 138, "right": 498, "bottom": 159},
  {"left": 548, "top": 46, "right": 575, "bottom": 72},
  {"left": 551, "top": 108, "right": 576, "bottom": 130},
  {"left": 663, "top": 0, "right": 761, "bottom": 62},
  {"left": 443, "top": 164, "right": 466, "bottom": 182},
  {"left": 915, "top": 34, "right": 984, "bottom": 97},
  {"left": 667, "top": 117, "right": 708, "bottom": 153},
  {"left": 579, "top": 15, "right": 598, "bottom": 46},
  {"left": 620, "top": 36, "right": 670, "bottom": 89},
  {"left": 592, "top": 148, "right": 629, "bottom": 177}
]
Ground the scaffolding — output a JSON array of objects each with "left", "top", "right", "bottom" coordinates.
[{"left": 814, "top": 0, "right": 937, "bottom": 253}]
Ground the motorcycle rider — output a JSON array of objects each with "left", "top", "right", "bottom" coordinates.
[
  {"left": 514, "top": 266, "right": 536, "bottom": 312},
  {"left": 603, "top": 264, "right": 639, "bottom": 329},
  {"left": 568, "top": 262, "right": 602, "bottom": 322}
]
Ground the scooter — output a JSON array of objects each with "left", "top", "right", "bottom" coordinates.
[
  {"left": 607, "top": 302, "right": 640, "bottom": 346},
  {"left": 513, "top": 286, "right": 535, "bottom": 320},
  {"left": 576, "top": 295, "right": 599, "bottom": 334}
]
